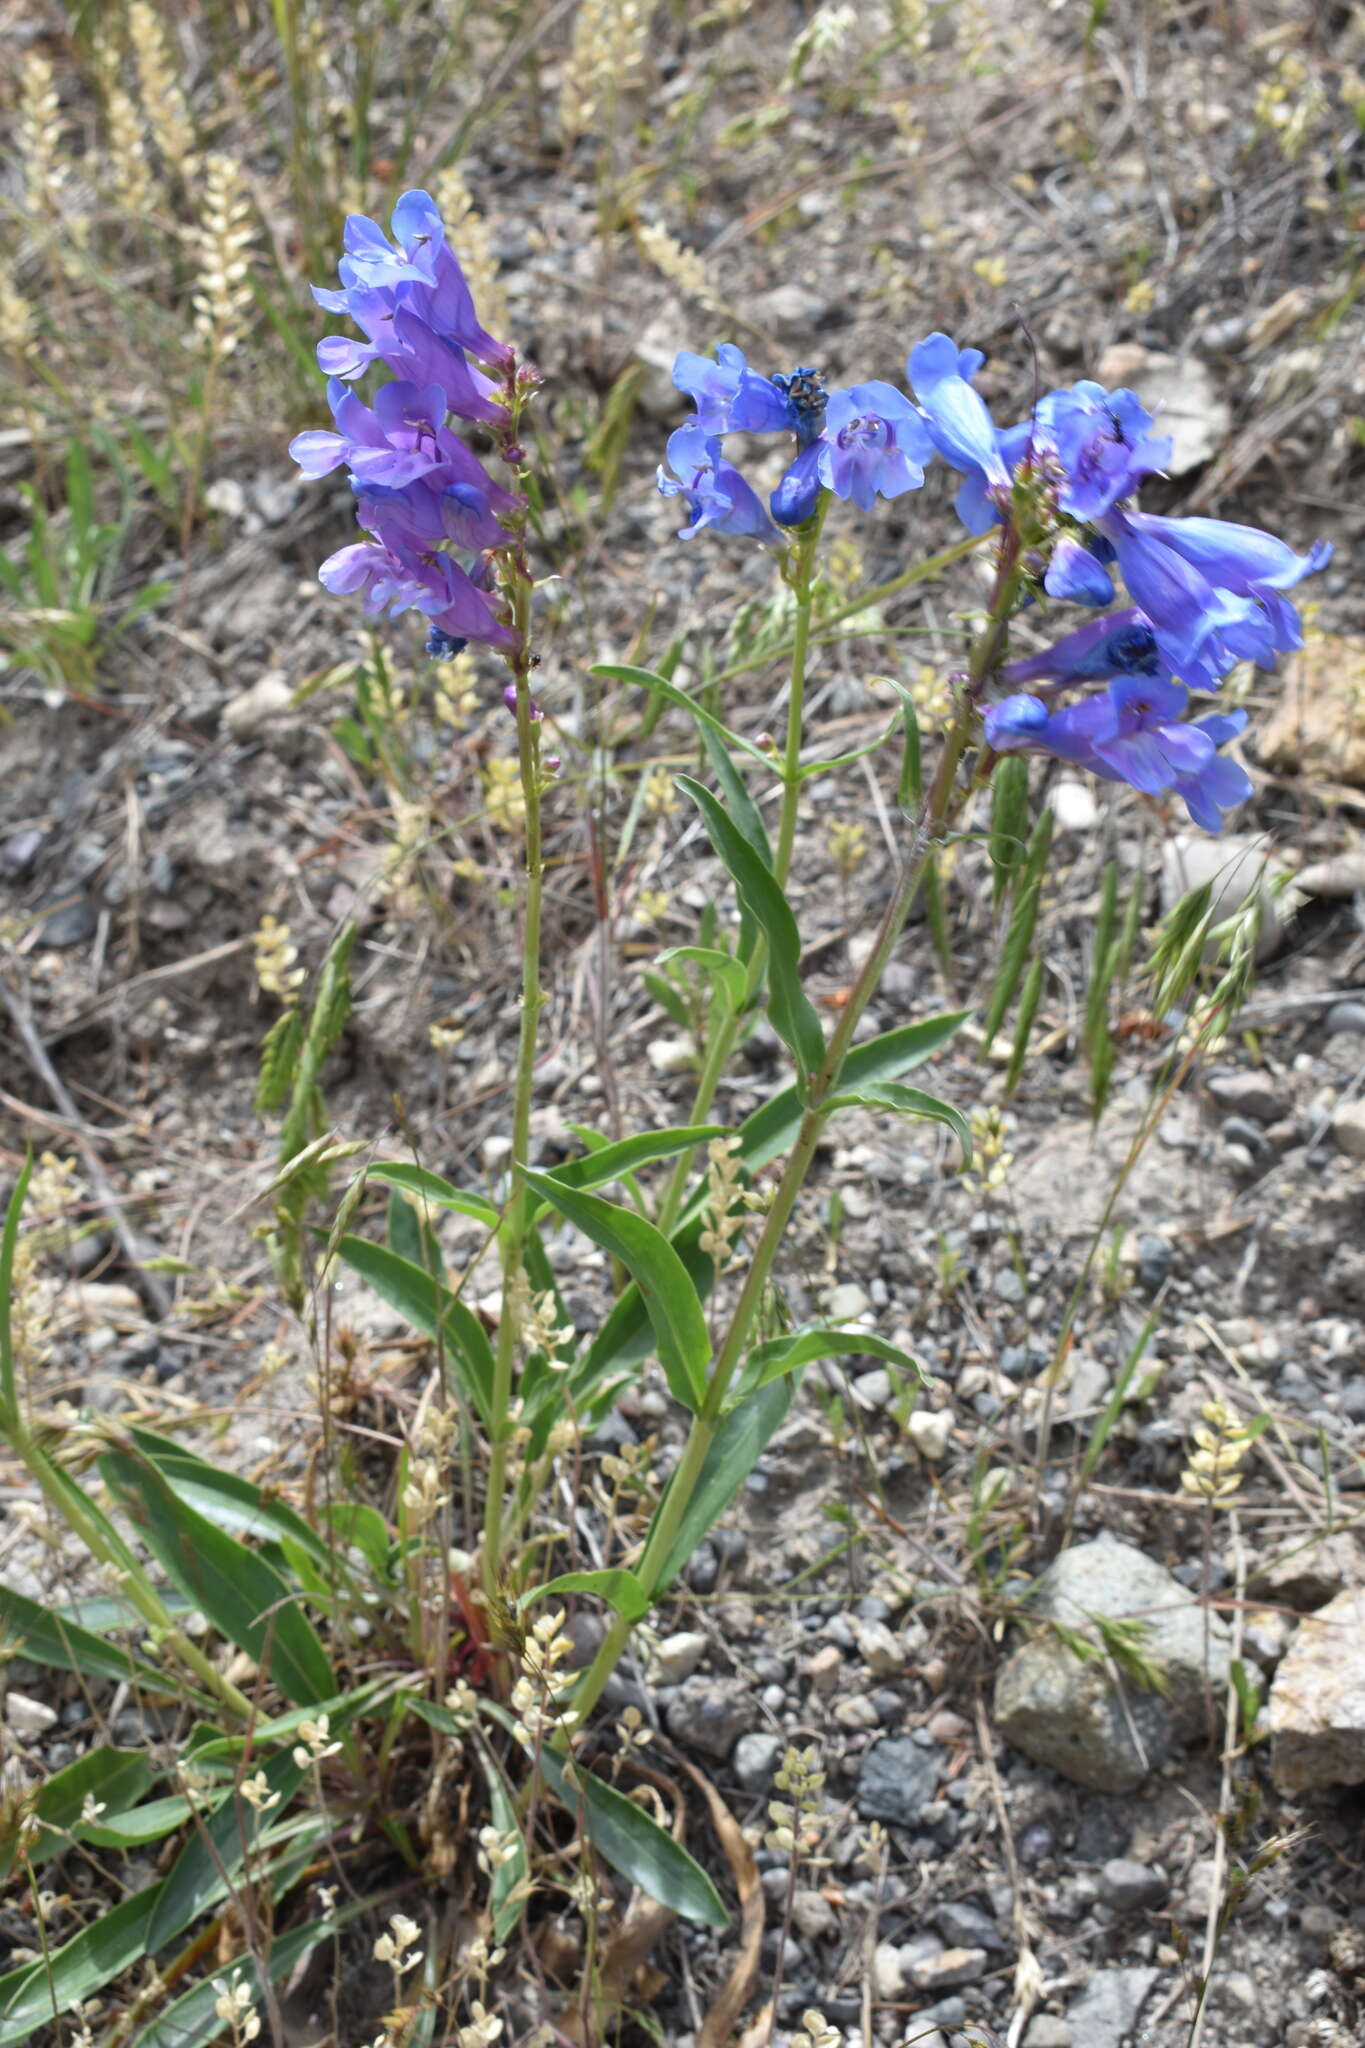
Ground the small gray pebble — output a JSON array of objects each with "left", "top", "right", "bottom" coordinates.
[
  {"left": 1098, "top": 1857, "right": 1169, "bottom": 1912},
  {"left": 1325, "top": 1001, "right": 1365, "bottom": 1038},
  {"left": 733, "top": 1731, "right": 784, "bottom": 1791},
  {"left": 993, "top": 1268, "right": 1025, "bottom": 1303}
]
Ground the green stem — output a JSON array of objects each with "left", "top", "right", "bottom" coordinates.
[
  {"left": 572, "top": 536, "right": 1025, "bottom": 1728},
  {"left": 656, "top": 515, "right": 822, "bottom": 1236}
]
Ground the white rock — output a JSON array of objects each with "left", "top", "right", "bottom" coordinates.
[
  {"left": 7, "top": 1692, "right": 58, "bottom": 1738},
  {"left": 872, "top": 1941, "right": 906, "bottom": 2000},
  {"left": 1053, "top": 777, "right": 1100, "bottom": 831},
  {"left": 1331, "top": 1101, "right": 1365, "bottom": 1161},
  {"left": 1269, "top": 1587, "right": 1365, "bottom": 1790},
  {"left": 908, "top": 1408, "right": 953, "bottom": 1461},
  {"left": 645, "top": 1036, "right": 695, "bottom": 1077},
  {"left": 651, "top": 1631, "right": 708, "bottom": 1683},
  {"left": 482, "top": 1134, "right": 514, "bottom": 1170},
  {"left": 853, "top": 1618, "right": 905, "bottom": 1676},
  {"left": 222, "top": 669, "right": 293, "bottom": 740},
  {"left": 825, "top": 1281, "right": 872, "bottom": 1320}
]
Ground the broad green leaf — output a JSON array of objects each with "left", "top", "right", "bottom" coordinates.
[
  {"left": 336, "top": 1237, "right": 495, "bottom": 1429},
  {"left": 695, "top": 719, "right": 772, "bottom": 870},
  {"left": 521, "top": 1169, "right": 711, "bottom": 1412},
  {"left": 573, "top": 1014, "right": 970, "bottom": 1401},
  {"left": 131, "top": 1899, "right": 374, "bottom": 2048},
  {"left": 364, "top": 1161, "right": 499, "bottom": 1229},
  {"left": 146, "top": 1758, "right": 313, "bottom": 1953},
  {"left": 524, "top": 1568, "right": 649, "bottom": 1622},
  {"left": 678, "top": 775, "right": 824, "bottom": 1082},
  {"left": 655, "top": 947, "right": 747, "bottom": 1015},
  {"left": 656, "top": 1380, "right": 794, "bottom": 1592},
  {"left": 319, "top": 1499, "right": 393, "bottom": 1577},
  {"left": 735, "top": 1326, "right": 929, "bottom": 1404},
  {"left": 825, "top": 1080, "right": 971, "bottom": 1163},
  {"left": 4, "top": 1748, "right": 152, "bottom": 1876},
  {"left": 743, "top": 1010, "right": 971, "bottom": 1171},
  {"left": 187, "top": 1681, "right": 389, "bottom": 1765},
  {"left": 0, "top": 1581, "right": 168, "bottom": 1689},
  {"left": 539, "top": 1748, "right": 726, "bottom": 1928},
  {"left": 643, "top": 968, "right": 694, "bottom": 1031},
  {"left": 126, "top": 1426, "right": 331, "bottom": 1567},
  {"left": 591, "top": 662, "right": 768, "bottom": 765},
  {"left": 99, "top": 1451, "right": 334, "bottom": 1707},
  {"left": 82, "top": 1794, "right": 193, "bottom": 1847},
  {"left": 0, "top": 1883, "right": 162, "bottom": 2045},
  {"left": 542, "top": 1125, "right": 729, "bottom": 1200}
]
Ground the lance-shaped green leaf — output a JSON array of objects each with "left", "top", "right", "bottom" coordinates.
[
  {"left": 1, "top": 1748, "right": 153, "bottom": 1877},
  {"left": 336, "top": 1237, "right": 495, "bottom": 1429},
  {"left": 1004, "top": 950, "right": 1045, "bottom": 1098},
  {"left": 734, "top": 1326, "right": 929, "bottom": 1404},
  {"left": 522, "top": 1568, "right": 649, "bottom": 1622},
  {"left": 656, "top": 947, "right": 747, "bottom": 1016},
  {"left": 81, "top": 1794, "right": 193, "bottom": 1848},
  {"left": 678, "top": 774, "right": 825, "bottom": 1083},
  {"left": 539, "top": 1748, "right": 726, "bottom": 1927},
  {"left": 520, "top": 1169, "right": 710, "bottom": 1411},
  {"left": 364, "top": 1161, "right": 500, "bottom": 1229},
  {"left": 538, "top": 1124, "right": 730, "bottom": 1201},
  {"left": 0, "top": 1883, "right": 163, "bottom": 2044},
  {"left": 99, "top": 1451, "right": 334, "bottom": 1707},
  {"left": 0, "top": 1581, "right": 169, "bottom": 1690},
  {"left": 146, "top": 1751, "right": 313, "bottom": 1953},
  {"left": 655, "top": 1379, "right": 794, "bottom": 1592},
  {"left": 125, "top": 1425, "right": 332, "bottom": 1567},
  {"left": 824, "top": 1079, "right": 971, "bottom": 1164},
  {"left": 989, "top": 754, "right": 1031, "bottom": 908},
  {"left": 980, "top": 881, "right": 1040, "bottom": 1053},
  {"left": 591, "top": 661, "right": 769, "bottom": 764}
]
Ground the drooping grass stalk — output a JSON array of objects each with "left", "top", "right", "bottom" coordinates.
[
  {"left": 572, "top": 535, "right": 1026, "bottom": 1724},
  {"left": 657, "top": 515, "right": 823, "bottom": 1235},
  {"left": 484, "top": 388, "right": 545, "bottom": 1594}
]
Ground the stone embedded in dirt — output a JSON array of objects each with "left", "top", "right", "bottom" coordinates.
[
  {"left": 872, "top": 1942, "right": 905, "bottom": 1999},
  {"left": 855, "top": 1734, "right": 941, "bottom": 1827},
  {"left": 1052, "top": 777, "right": 1100, "bottom": 831},
  {"left": 853, "top": 1617, "right": 904, "bottom": 1676},
  {"left": 1065, "top": 1966, "right": 1159, "bottom": 2048},
  {"left": 1330, "top": 1101, "right": 1365, "bottom": 1161},
  {"left": 1268, "top": 1587, "right": 1365, "bottom": 1791},
  {"left": 1297, "top": 852, "right": 1365, "bottom": 899},
  {"left": 1205, "top": 1069, "right": 1290, "bottom": 1124},
  {"left": 1253, "top": 1532, "right": 1365, "bottom": 1610},
  {"left": 222, "top": 669, "right": 293, "bottom": 740},
  {"left": 1095, "top": 345, "right": 1229, "bottom": 474},
  {"left": 645, "top": 1036, "right": 696, "bottom": 1076},
  {"left": 6, "top": 1692, "right": 58, "bottom": 1738},
  {"left": 1325, "top": 1002, "right": 1365, "bottom": 1039},
  {"left": 907, "top": 1408, "right": 952, "bottom": 1461},
  {"left": 992, "top": 1535, "right": 1231, "bottom": 1792},
  {"left": 825, "top": 1280, "right": 872, "bottom": 1320},
  {"left": 650, "top": 1631, "right": 708, "bottom": 1683},
  {"left": 908, "top": 1946, "right": 988, "bottom": 1991},
  {"left": 926, "top": 1708, "right": 970, "bottom": 1746},
  {"left": 932, "top": 1899, "right": 1006, "bottom": 1952},
  {"left": 732, "top": 1731, "right": 783, "bottom": 1792},
  {"left": 791, "top": 1887, "right": 838, "bottom": 1941},
  {"left": 1259, "top": 633, "right": 1365, "bottom": 791},
  {"left": 663, "top": 1677, "right": 756, "bottom": 1759},
  {"left": 807, "top": 1643, "right": 843, "bottom": 1696},
  {"left": 1160, "top": 833, "right": 1290, "bottom": 961},
  {"left": 1097, "top": 1857, "right": 1169, "bottom": 1912},
  {"left": 37, "top": 894, "right": 97, "bottom": 949},
  {"left": 1024, "top": 2019, "right": 1073, "bottom": 2048}
]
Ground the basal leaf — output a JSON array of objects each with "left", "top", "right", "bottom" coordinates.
[
  {"left": 5, "top": 1748, "right": 152, "bottom": 1877},
  {"left": 99, "top": 1452, "right": 334, "bottom": 1707},
  {"left": 539, "top": 1749, "right": 726, "bottom": 1927},
  {"left": 0, "top": 1581, "right": 168, "bottom": 1690}
]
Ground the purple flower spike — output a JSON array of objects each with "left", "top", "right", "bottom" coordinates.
[{"left": 818, "top": 382, "right": 934, "bottom": 511}]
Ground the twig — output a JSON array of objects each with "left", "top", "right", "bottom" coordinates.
[{"left": 0, "top": 968, "right": 173, "bottom": 1320}]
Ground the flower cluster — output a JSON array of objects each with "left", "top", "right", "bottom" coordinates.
[
  {"left": 660, "top": 328, "right": 1330, "bottom": 831},
  {"left": 290, "top": 190, "right": 528, "bottom": 660}
]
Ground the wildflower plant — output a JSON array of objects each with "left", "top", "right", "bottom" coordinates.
[{"left": 0, "top": 174, "right": 1335, "bottom": 2048}]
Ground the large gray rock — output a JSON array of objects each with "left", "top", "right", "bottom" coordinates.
[
  {"left": 1065, "top": 1967, "right": 1158, "bottom": 2048},
  {"left": 1268, "top": 1587, "right": 1365, "bottom": 1791},
  {"left": 993, "top": 1537, "right": 1231, "bottom": 1792}
]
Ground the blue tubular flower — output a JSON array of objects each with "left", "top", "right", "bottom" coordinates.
[
  {"left": 1117, "top": 512, "right": 1331, "bottom": 654},
  {"left": 1100, "top": 510, "right": 1273, "bottom": 689},
  {"left": 672, "top": 343, "right": 748, "bottom": 432},
  {"left": 818, "top": 382, "right": 934, "bottom": 511},
  {"left": 1034, "top": 382, "right": 1171, "bottom": 521},
  {"left": 1001, "top": 608, "right": 1161, "bottom": 689},
  {"left": 729, "top": 363, "right": 828, "bottom": 446},
  {"left": 770, "top": 442, "right": 824, "bottom": 528},
  {"left": 1044, "top": 534, "right": 1116, "bottom": 607},
  {"left": 907, "top": 333, "right": 1011, "bottom": 495},
  {"left": 1172, "top": 711, "right": 1252, "bottom": 830},
  {"left": 657, "top": 424, "right": 781, "bottom": 542}
]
